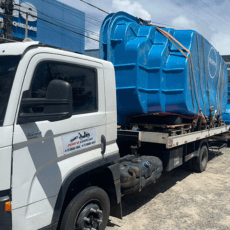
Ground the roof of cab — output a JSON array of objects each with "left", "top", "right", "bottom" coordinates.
[
  {"left": 0, "top": 41, "right": 114, "bottom": 69},
  {"left": 0, "top": 41, "right": 39, "bottom": 56}
]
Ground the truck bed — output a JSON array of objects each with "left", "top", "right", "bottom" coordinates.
[{"left": 118, "top": 125, "right": 229, "bottom": 149}]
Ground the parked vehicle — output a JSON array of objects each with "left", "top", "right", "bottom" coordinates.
[{"left": 0, "top": 12, "right": 229, "bottom": 230}]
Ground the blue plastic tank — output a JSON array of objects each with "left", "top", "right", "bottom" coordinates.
[
  {"left": 222, "top": 85, "right": 230, "bottom": 124},
  {"left": 100, "top": 12, "right": 228, "bottom": 125}
]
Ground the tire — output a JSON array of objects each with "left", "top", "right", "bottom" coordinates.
[
  {"left": 183, "top": 159, "right": 194, "bottom": 171},
  {"left": 227, "top": 140, "right": 230, "bottom": 147},
  {"left": 193, "top": 145, "right": 209, "bottom": 172},
  {"left": 60, "top": 186, "right": 110, "bottom": 230}
]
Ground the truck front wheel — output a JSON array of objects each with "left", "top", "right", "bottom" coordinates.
[
  {"left": 193, "top": 145, "right": 209, "bottom": 172},
  {"left": 60, "top": 186, "right": 110, "bottom": 230}
]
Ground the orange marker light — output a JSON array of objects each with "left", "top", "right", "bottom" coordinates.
[
  {"left": 5, "top": 202, "right": 11, "bottom": 212},
  {"left": 114, "top": 179, "right": 120, "bottom": 184}
]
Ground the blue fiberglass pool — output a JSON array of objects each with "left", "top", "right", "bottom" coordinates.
[
  {"left": 222, "top": 86, "right": 230, "bottom": 125},
  {"left": 100, "top": 12, "right": 228, "bottom": 126}
]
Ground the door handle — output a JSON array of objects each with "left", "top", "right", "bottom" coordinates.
[{"left": 101, "top": 135, "right": 106, "bottom": 155}]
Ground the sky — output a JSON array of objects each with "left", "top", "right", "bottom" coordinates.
[{"left": 58, "top": 0, "right": 230, "bottom": 55}]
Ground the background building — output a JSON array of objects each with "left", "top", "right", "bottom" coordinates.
[
  {"left": 0, "top": 0, "right": 85, "bottom": 53},
  {"left": 85, "top": 49, "right": 99, "bottom": 58},
  {"left": 222, "top": 55, "right": 230, "bottom": 83}
]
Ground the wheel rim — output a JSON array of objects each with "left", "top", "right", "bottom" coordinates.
[
  {"left": 201, "top": 148, "right": 208, "bottom": 168},
  {"left": 74, "top": 200, "right": 103, "bottom": 230}
]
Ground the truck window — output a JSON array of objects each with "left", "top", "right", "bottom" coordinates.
[
  {"left": 31, "top": 61, "right": 98, "bottom": 115},
  {"left": 0, "top": 56, "right": 21, "bottom": 126}
]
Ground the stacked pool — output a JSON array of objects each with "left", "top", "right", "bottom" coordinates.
[{"left": 100, "top": 12, "right": 228, "bottom": 125}]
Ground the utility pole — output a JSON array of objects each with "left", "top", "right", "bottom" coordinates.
[
  {"left": 3, "top": 0, "right": 13, "bottom": 39},
  {"left": 25, "top": 12, "right": 28, "bottom": 39}
]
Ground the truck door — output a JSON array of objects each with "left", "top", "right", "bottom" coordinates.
[{"left": 11, "top": 53, "right": 109, "bottom": 230}]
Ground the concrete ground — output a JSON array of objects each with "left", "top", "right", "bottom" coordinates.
[{"left": 106, "top": 147, "right": 230, "bottom": 230}]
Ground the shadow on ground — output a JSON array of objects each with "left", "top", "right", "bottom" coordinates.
[
  {"left": 107, "top": 220, "right": 121, "bottom": 227},
  {"left": 120, "top": 166, "right": 191, "bottom": 217},
  {"left": 208, "top": 150, "right": 224, "bottom": 161}
]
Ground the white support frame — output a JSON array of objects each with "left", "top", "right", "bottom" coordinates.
[{"left": 129, "top": 125, "right": 230, "bottom": 149}]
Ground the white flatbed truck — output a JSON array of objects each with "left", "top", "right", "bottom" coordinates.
[{"left": 0, "top": 41, "right": 228, "bottom": 230}]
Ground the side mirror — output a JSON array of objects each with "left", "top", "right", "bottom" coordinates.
[
  {"left": 18, "top": 79, "right": 73, "bottom": 124},
  {"left": 44, "top": 79, "right": 73, "bottom": 121}
]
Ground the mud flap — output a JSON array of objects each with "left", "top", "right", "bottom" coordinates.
[{"left": 105, "top": 163, "right": 122, "bottom": 219}]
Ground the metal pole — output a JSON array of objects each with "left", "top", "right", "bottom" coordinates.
[
  {"left": 4, "top": 0, "right": 13, "bottom": 39},
  {"left": 25, "top": 12, "right": 28, "bottom": 39}
]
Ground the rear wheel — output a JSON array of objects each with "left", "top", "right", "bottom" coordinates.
[
  {"left": 193, "top": 145, "right": 209, "bottom": 172},
  {"left": 60, "top": 186, "right": 110, "bottom": 230}
]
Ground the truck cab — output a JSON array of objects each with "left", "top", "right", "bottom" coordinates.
[{"left": 0, "top": 41, "right": 120, "bottom": 230}]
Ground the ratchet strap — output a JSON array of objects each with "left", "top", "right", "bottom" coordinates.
[{"left": 156, "top": 26, "right": 200, "bottom": 113}]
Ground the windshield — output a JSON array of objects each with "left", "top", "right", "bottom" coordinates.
[{"left": 0, "top": 56, "right": 21, "bottom": 126}]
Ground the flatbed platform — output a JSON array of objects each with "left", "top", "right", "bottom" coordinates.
[{"left": 118, "top": 125, "right": 230, "bottom": 149}]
